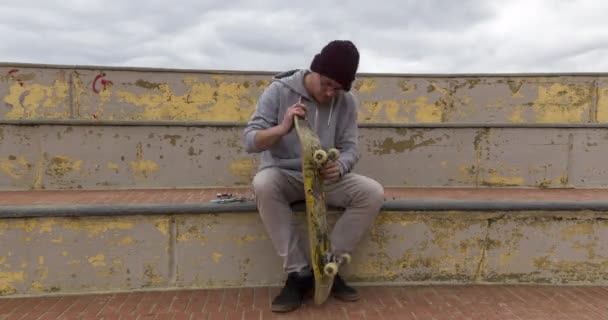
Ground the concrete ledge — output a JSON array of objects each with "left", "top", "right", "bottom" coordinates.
[
  {"left": 2, "top": 205, "right": 608, "bottom": 297},
  {"left": 3, "top": 188, "right": 608, "bottom": 297},
  {"left": 4, "top": 199, "right": 608, "bottom": 218},
  {"left": 4, "top": 61, "right": 608, "bottom": 77}
]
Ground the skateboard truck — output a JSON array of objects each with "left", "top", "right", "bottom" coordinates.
[
  {"left": 313, "top": 147, "right": 340, "bottom": 167},
  {"left": 321, "top": 252, "right": 352, "bottom": 276}
]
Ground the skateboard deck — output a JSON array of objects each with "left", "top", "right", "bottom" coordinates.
[{"left": 294, "top": 115, "right": 350, "bottom": 305}]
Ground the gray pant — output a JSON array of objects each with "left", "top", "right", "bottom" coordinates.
[{"left": 252, "top": 167, "right": 384, "bottom": 273}]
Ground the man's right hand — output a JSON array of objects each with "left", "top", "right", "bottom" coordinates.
[
  {"left": 253, "top": 101, "right": 307, "bottom": 151},
  {"left": 278, "top": 102, "right": 307, "bottom": 135}
]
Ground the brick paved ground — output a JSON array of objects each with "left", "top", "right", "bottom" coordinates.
[
  {"left": 3, "top": 187, "right": 608, "bottom": 206},
  {"left": 2, "top": 285, "right": 608, "bottom": 320}
]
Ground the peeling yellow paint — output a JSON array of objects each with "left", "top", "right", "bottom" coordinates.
[
  {"left": 46, "top": 155, "right": 82, "bottom": 178},
  {"left": 355, "top": 79, "right": 377, "bottom": 93},
  {"left": 107, "top": 162, "right": 120, "bottom": 171},
  {"left": 535, "top": 175, "right": 568, "bottom": 188},
  {"left": 230, "top": 159, "right": 256, "bottom": 179},
  {"left": 360, "top": 100, "right": 403, "bottom": 123},
  {"left": 0, "top": 257, "right": 5, "bottom": 265},
  {"left": 360, "top": 97, "right": 442, "bottom": 123},
  {"left": 212, "top": 252, "right": 223, "bottom": 263},
  {"left": 51, "top": 236, "right": 63, "bottom": 243},
  {"left": 143, "top": 263, "right": 164, "bottom": 284},
  {"left": 38, "top": 266, "right": 48, "bottom": 281},
  {"left": 119, "top": 237, "right": 135, "bottom": 246},
  {"left": 483, "top": 176, "right": 526, "bottom": 186},
  {"left": 0, "top": 218, "right": 134, "bottom": 238},
  {"left": 38, "top": 256, "right": 44, "bottom": 265},
  {"left": 234, "top": 234, "right": 266, "bottom": 246},
  {"left": 81, "top": 221, "right": 134, "bottom": 237},
  {"left": 98, "top": 87, "right": 113, "bottom": 103},
  {"left": 1, "top": 71, "right": 600, "bottom": 126},
  {"left": 440, "top": 161, "right": 447, "bottom": 169},
  {"left": 61, "top": 251, "right": 68, "bottom": 257},
  {"left": 31, "top": 281, "right": 44, "bottom": 292},
  {"left": 561, "top": 224, "right": 594, "bottom": 240},
  {"left": 413, "top": 96, "right": 443, "bottom": 123},
  {"left": 0, "top": 155, "right": 31, "bottom": 179},
  {"left": 509, "top": 106, "right": 525, "bottom": 123},
  {"left": 176, "top": 224, "right": 207, "bottom": 242},
  {"left": 88, "top": 254, "right": 106, "bottom": 267},
  {"left": 130, "top": 143, "right": 158, "bottom": 178},
  {"left": 533, "top": 83, "right": 590, "bottom": 123},
  {"left": 38, "top": 221, "right": 54, "bottom": 234},
  {"left": 130, "top": 160, "right": 158, "bottom": 178},
  {"left": 155, "top": 219, "right": 170, "bottom": 236},
  {"left": 107, "top": 76, "right": 257, "bottom": 121},
  {"left": 370, "top": 132, "right": 438, "bottom": 155},
  {"left": 573, "top": 241, "right": 599, "bottom": 259},
  {"left": 0, "top": 270, "right": 24, "bottom": 294},
  {"left": 3, "top": 78, "right": 70, "bottom": 119},
  {"left": 598, "top": 86, "right": 608, "bottom": 122},
  {"left": 33, "top": 156, "right": 44, "bottom": 190}
]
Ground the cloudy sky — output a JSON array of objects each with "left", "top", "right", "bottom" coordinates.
[{"left": 1, "top": 0, "right": 607, "bottom": 74}]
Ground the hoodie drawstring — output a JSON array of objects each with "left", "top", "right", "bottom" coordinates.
[
  {"left": 299, "top": 96, "right": 334, "bottom": 132},
  {"left": 327, "top": 97, "right": 335, "bottom": 128}
]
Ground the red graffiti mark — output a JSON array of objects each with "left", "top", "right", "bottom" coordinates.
[
  {"left": 92, "top": 72, "right": 113, "bottom": 93},
  {"left": 7, "top": 68, "right": 23, "bottom": 86}
]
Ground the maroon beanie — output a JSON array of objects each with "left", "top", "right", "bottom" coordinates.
[{"left": 310, "top": 40, "right": 359, "bottom": 91}]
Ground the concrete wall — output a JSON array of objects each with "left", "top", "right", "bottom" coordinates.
[
  {"left": 2, "top": 209, "right": 608, "bottom": 296},
  {"left": 2, "top": 63, "right": 608, "bottom": 190},
  {"left": 3, "top": 64, "right": 608, "bottom": 297},
  {"left": 2, "top": 64, "right": 607, "bottom": 124},
  {"left": 3, "top": 125, "right": 608, "bottom": 190}
]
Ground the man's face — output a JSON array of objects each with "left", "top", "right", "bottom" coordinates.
[{"left": 313, "top": 73, "right": 344, "bottom": 104}]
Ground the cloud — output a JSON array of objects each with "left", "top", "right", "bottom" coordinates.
[{"left": 1, "top": 0, "right": 607, "bottom": 73}]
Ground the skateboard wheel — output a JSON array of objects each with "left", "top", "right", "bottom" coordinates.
[
  {"left": 324, "top": 262, "right": 338, "bottom": 276},
  {"left": 328, "top": 148, "right": 340, "bottom": 161},
  {"left": 340, "top": 253, "right": 352, "bottom": 265},
  {"left": 313, "top": 150, "right": 328, "bottom": 165}
]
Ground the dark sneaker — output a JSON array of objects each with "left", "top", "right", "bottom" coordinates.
[
  {"left": 332, "top": 274, "right": 359, "bottom": 302},
  {"left": 272, "top": 272, "right": 313, "bottom": 313}
]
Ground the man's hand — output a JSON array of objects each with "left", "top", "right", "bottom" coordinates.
[
  {"left": 253, "top": 101, "right": 306, "bottom": 150},
  {"left": 278, "top": 102, "right": 307, "bottom": 135},
  {"left": 320, "top": 160, "right": 340, "bottom": 182}
]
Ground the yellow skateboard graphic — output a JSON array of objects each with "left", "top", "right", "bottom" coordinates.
[{"left": 294, "top": 115, "right": 351, "bottom": 305}]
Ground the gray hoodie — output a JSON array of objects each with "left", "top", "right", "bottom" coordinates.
[{"left": 243, "top": 69, "right": 359, "bottom": 176}]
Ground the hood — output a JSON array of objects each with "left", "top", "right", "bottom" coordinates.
[{"left": 271, "top": 69, "right": 336, "bottom": 130}]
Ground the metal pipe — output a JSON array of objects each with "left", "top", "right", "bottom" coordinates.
[{"left": 3, "top": 200, "right": 608, "bottom": 218}]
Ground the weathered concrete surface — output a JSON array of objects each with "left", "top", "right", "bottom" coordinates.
[
  {"left": 2, "top": 209, "right": 608, "bottom": 297},
  {"left": 2, "top": 64, "right": 607, "bottom": 124},
  {"left": 0, "top": 215, "right": 170, "bottom": 296},
  {"left": 3, "top": 125, "right": 608, "bottom": 190},
  {"left": 0, "top": 125, "right": 256, "bottom": 190}
]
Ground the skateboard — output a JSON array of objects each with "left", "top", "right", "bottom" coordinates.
[{"left": 294, "top": 115, "right": 351, "bottom": 305}]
